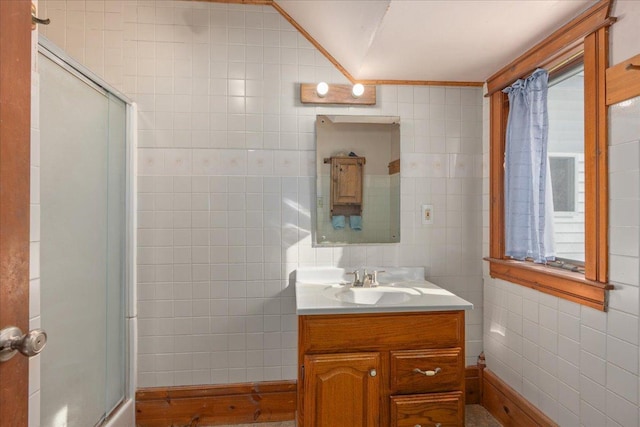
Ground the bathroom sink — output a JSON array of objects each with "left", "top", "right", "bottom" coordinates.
[
  {"left": 295, "top": 267, "right": 473, "bottom": 314},
  {"left": 322, "top": 284, "right": 420, "bottom": 305}
]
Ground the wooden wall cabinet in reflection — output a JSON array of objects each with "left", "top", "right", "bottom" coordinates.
[{"left": 328, "top": 156, "right": 364, "bottom": 217}]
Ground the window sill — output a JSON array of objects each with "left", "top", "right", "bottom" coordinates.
[{"left": 485, "top": 257, "right": 613, "bottom": 311}]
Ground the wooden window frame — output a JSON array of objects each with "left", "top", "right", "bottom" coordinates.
[{"left": 485, "top": 0, "right": 615, "bottom": 311}]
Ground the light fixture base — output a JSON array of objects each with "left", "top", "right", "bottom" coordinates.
[{"left": 300, "top": 83, "right": 376, "bottom": 105}]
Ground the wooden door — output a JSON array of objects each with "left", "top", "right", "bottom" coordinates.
[
  {"left": 303, "top": 352, "right": 380, "bottom": 427},
  {"left": 0, "top": 0, "right": 32, "bottom": 425}
]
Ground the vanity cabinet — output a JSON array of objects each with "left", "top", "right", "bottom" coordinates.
[{"left": 298, "top": 311, "right": 465, "bottom": 427}]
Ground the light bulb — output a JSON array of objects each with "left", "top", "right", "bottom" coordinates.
[
  {"left": 352, "top": 83, "right": 365, "bottom": 98},
  {"left": 316, "top": 82, "right": 329, "bottom": 97}
]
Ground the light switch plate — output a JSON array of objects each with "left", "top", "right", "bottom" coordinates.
[{"left": 421, "top": 204, "right": 433, "bottom": 225}]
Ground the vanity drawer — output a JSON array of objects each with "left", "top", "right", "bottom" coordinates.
[
  {"left": 390, "top": 392, "right": 464, "bottom": 427},
  {"left": 300, "top": 311, "right": 464, "bottom": 353},
  {"left": 390, "top": 348, "right": 463, "bottom": 393}
]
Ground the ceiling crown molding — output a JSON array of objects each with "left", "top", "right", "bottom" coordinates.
[{"left": 192, "top": 0, "right": 484, "bottom": 87}]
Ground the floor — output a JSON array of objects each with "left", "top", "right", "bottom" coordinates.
[
  {"left": 213, "top": 405, "right": 502, "bottom": 426},
  {"left": 465, "top": 405, "right": 503, "bottom": 426}
]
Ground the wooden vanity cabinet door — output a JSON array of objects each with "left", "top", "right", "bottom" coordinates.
[
  {"left": 390, "top": 392, "right": 464, "bottom": 427},
  {"left": 331, "top": 157, "right": 363, "bottom": 205},
  {"left": 303, "top": 352, "right": 381, "bottom": 427}
]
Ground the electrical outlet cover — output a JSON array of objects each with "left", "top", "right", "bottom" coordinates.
[{"left": 421, "top": 204, "right": 433, "bottom": 225}]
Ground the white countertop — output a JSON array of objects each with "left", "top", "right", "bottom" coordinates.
[{"left": 295, "top": 267, "right": 474, "bottom": 315}]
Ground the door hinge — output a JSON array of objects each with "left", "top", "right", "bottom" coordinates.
[{"left": 301, "top": 365, "right": 304, "bottom": 382}]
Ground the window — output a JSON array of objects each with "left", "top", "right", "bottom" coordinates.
[
  {"left": 486, "top": 0, "right": 614, "bottom": 311},
  {"left": 548, "top": 64, "right": 586, "bottom": 264},
  {"left": 549, "top": 156, "right": 577, "bottom": 213}
]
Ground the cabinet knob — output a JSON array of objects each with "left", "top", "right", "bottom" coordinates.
[
  {"left": 369, "top": 369, "right": 377, "bottom": 377},
  {"left": 412, "top": 367, "right": 442, "bottom": 376}
]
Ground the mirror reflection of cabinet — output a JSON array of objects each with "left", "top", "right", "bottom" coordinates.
[
  {"left": 315, "top": 115, "right": 401, "bottom": 246},
  {"left": 328, "top": 156, "right": 365, "bottom": 217}
]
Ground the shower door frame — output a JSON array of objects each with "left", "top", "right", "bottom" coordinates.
[
  {"left": 0, "top": 0, "right": 32, "bottom": 424},
  {"left": 37, "top": 36, "right": 137, "bottom": 424}
]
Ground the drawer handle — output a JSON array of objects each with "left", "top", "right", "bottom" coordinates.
[{"left": 412, "top": 367, "right": 442, "bottom": 376}]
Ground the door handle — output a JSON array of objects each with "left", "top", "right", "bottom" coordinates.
[{"left": 0, "top": 326, "right": 47, "bottom": 362}]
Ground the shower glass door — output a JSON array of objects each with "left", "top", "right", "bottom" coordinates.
[{"left": 39, "top": 47, "right": 127, "bottom": 427}]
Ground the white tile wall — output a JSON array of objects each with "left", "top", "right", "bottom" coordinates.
[
  {"left": 482, "top": 2, "right": 640, "bottom": 425},
  {"left": 39, "top": 0, "right": 484, "bottom": 387},
  {"left": 29, "top": 4, "right": 41, "bottom": 424}
]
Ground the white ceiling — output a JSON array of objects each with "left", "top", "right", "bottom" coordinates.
[{"left": 276, "top": 0, "right": 596, "bottom": 83}]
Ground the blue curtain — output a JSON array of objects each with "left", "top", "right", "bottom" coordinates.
[{"left": 503, "top": 68, "right": 556, "bottom": 263}]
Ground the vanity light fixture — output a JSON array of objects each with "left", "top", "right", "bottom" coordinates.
[
  {"left": 300, "top": 83, "right": 376, "bottom": 105},
  {"left": 316, "top": 82, "right": 329, "bottom": 97},
  {"left": 352, "top": 83, "right": 365, "bottom": 98}
]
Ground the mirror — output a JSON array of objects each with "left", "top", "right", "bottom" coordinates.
[{"left": 314, "top": 115, "right": 401, "bottom": 246}]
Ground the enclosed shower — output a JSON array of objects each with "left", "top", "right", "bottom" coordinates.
[{"left": 38, "top": 37, "right": 135, "bottom": 427}]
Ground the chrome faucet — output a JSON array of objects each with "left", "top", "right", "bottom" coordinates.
[
  {"left": 363, "top": 269, "right": 373, "bottom": 287},
  {"left": 348, "top": 269, "right": 385, "bottom": 287},
  {"left": 363, "top": 269, "right": 385, "bottom": 287},
  {"left": 373, "top": 270, "right": 385, "bottom": 285},
  {"left": 347, "top": 270, "right": 363, "bottom": 287}
]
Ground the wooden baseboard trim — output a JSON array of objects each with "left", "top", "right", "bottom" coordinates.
[
  {"left": 482, "top": 369, "right": 558, "bottom": 427},
  {"left": 136, "top": 367, "right": 481, "bottom": 426},
  {"left": 465, "top": 365, "right": 481, "bottom": 405},
  {"left": 135, "top": 381, "right": 296, "bottom": 427}
]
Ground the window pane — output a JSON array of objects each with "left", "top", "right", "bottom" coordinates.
[
  {"left": 547, "top": 64, "right": 585, "bottom": 263},
  {"left": 549, "top": 156, "right": 576, "bottom": 212}
]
